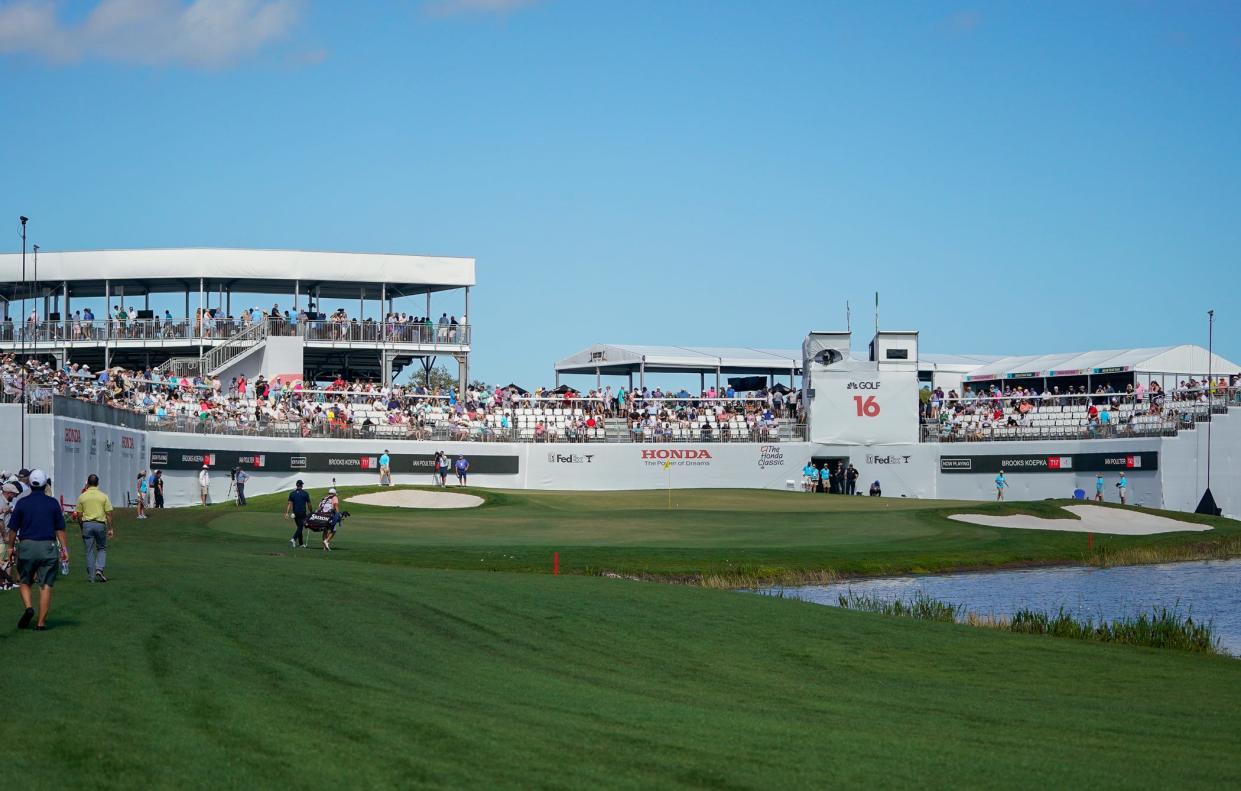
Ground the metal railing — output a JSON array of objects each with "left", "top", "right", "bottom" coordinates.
[{"left": 0, "top": 317, "right": 470, "bottom": 348}]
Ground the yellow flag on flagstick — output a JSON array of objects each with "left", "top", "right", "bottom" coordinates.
[{"left": 663, "top": 461, "right": 672, "bottom": 470}]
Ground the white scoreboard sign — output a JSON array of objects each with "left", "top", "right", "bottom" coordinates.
[{"left": 809, "top": 368, "right": 919, "bottom": 445}]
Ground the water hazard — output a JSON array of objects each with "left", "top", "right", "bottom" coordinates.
[{"left": 767, "top": 558, "right": 1241, "bottom": 655}]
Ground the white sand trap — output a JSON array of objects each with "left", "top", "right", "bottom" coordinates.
[
  {"left": 948, "top": 504, "right": 1212, "bottom": 536},
  {"left": 346, "top": 490, "right": 484, "bottom": 510}
]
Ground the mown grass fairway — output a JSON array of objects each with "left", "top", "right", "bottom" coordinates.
[{"left": 3, "top": 487, "right": 1240, "bottom": 788}]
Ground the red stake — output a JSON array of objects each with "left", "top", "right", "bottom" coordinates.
[
  {"left": 1088, "top": 533, "right": 1094, "bottom": 552},
  {"left": 553, "top": 551, "right": 559, "bottom": 576}
]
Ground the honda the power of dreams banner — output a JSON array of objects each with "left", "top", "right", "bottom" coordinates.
[{"left": 809, "top": 365, "right": 919, "bottom": 445}]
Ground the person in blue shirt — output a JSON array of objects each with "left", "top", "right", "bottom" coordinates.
[
  {"left": 801, "top": 463, "right": 818, "bottom": 493},
  {"left": 4, "top": 470, "right": 67, "bottom": 630},
  {"left": 995, "top": 471, "right": 1008, "bottom": 501},
  {"left": 1094, "top": 474, "right": 1106, "bottom": 502},
  {"left": 455, "top": 455, "right": 470, "bottom": 486},
  {"left": 233, "top": 468, "right": 249, "bottom": 506},
  {"left": 379, "top": 450, "right": 392, "bottom": 486},
  {"left": 1116, "top": 471, "right": 1128, "bottom": 505},
  {"left": 283, "top": 480, "right": 312, "bottom": 548}
]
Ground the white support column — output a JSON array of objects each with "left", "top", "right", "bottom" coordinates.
[
  {"left": 103, "top": 279, "right": 111, "bottom": 370},
  {"left": 198, "top": 277, "right": 204, "bottom": 359}
]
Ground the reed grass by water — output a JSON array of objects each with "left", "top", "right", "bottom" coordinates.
[{"left": 833, "top": 590, "right": 1224, "bottom": 655}]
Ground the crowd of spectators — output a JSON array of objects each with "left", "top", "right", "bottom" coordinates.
[
  {"left": 2, "top": 305, "right": 468, "bottom": 345},
  {"left": 0, "top": 354, "right": 802, "bottom": 443},
  {"left": 920, "top": 376, "right": 1240, "bottom": 441}
]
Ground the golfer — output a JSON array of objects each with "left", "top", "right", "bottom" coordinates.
[
  {"left": 995, "top": 471, "right": 1008, "bottom": 501},
  {"left": 379, "top": 449, "right": 392, "bottom": 486},
  {"left": 455, "top": 454, "right": 470, "bottom": 486},
  {"left": 198, "top": 464, "right": 211, "bottom": 505},
  {"left": 1117, "top": 471, "right": 1128, "bottom": 505},
  {"left": 284, "top": 479, "right": 311, "bottom": 548},
  {"left": 77, "top": 474, "right": 114, "bottom": 583},
  {"left": 5, "top": 470, "right": 68, "bottom": 630},
  {"left": 1094, "top": 474, "right": 1105, "bottom": 502}
]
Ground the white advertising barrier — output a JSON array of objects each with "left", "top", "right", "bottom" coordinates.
[
  {"left": 54, "top": 416, "right": 148, "bottom": 508},
  {"left": 523, "top": 442, "right": 808, "bottom": 491},
  {"left": 808, "top": 363, "right": 919, "bottom": 445}
]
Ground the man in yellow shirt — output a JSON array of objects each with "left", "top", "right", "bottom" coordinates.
[{"left": 76, "top": 474, "right": 114, "bottom": 583}]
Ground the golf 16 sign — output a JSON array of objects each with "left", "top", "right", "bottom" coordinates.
[{"left": 810, "top": 369, "right": 918, "bottom": 445}]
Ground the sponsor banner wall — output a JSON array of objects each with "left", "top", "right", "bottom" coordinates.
[
  {"left": 931, "top": 439, "right": 1166, "bottom": 507},
  {"left": 522, "top": 443, "right": 807, "bottom": 491},
  {"left": 808, "top": 364, "right": 920, "bottom": 445},
  {"left": 53, "top": 415, "right": 147, "bottom": 507}
]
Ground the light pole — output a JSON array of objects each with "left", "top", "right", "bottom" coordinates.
[
  {"left": 1196, "top": 309, "right": 1220, "bottom": 515},
  {"left": 18, "top": 216, "right": 28, "bottom": 469},
  {"left": 1206, "top": 309, "right": 1214, "bottom": 489}
]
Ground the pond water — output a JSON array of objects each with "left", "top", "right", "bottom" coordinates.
[{"left": 765, "top": 558, "right": 1241, "bottom": 655}]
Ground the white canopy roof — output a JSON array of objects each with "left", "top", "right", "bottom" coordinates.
[
  {"left": 0, "top": 248, "right": 474, "bottom": 300},
  {"left": 555, "top": 344, "right": 803, "bottom": 376},
  {"left": 962, "top": 345, "right": 1239, "bottom": 382}
]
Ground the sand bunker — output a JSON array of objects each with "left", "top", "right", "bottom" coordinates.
[
  {"left": 346, "top": 489, "right": 484, "bottom": 510},
  {"left": 948, "top": 504, "right": 1211, "bottom": 536}
]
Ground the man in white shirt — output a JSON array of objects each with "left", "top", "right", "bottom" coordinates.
[{"left": 198, "top": 464, "right": 211, "bottom": 506}]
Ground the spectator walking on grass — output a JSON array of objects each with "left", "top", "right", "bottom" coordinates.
[
  {"left": 77, "top": 474, "right": 114, "bottom": 582},
  {"left": 5, "top": 470, "right": 68, "bottom": 630}
]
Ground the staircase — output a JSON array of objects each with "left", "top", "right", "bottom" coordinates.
[
  {"left": 604, "top": 417, "right": 630, "bottom": 442},
  {"left": 154, "top": 321, "right": 269, "bottom": 379}
]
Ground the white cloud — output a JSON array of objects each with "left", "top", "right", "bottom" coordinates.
[
  {"left": 0, "top": 0, "right": 304, "bottom": 68},
  {"left": 422, "top": 0, "right": 540, "bottom": 18}
]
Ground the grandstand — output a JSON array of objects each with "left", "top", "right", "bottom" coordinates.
[
  {"left": 1, "top": 249, "right": 1239, "bottom": 514},
  {"left": 0, "top": 248, "right": 474, "bottom": 387}
]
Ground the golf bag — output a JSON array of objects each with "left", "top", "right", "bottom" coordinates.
[{"left": 305, "top": 495, "right": 349, "bottom": 533}]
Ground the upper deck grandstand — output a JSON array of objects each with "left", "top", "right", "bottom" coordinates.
[{"left": 0, "top": 247, "right": 474, "bottom": 386}]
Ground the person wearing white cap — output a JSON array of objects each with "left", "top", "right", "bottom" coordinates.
[
  {"left": 198, "top": 464, "right": 211, "bottom": 506},
  {"left": 4, "top": 469, "right": 68, "bottom": 630},
  {"left": 320, "top": 487, "right": 341, "bottom": 552}
]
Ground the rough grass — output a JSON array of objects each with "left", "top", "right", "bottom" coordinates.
[{"left": 4, "top": 496, "right": 1241, "bottom": 789}]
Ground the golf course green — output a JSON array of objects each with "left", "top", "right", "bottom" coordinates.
[{"left": 4, "top": 487, "right": 1239, "bottom": 788}]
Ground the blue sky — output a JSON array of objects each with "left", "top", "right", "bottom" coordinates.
[{"left": 2, "top": 0, "right": 1239, "bottom": 385}]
